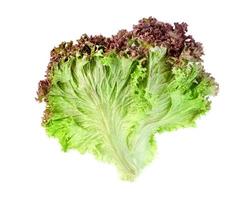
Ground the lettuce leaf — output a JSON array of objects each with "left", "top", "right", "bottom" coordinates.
[{"left": 41, "top": 47, "right": 216, "bottom": 180}]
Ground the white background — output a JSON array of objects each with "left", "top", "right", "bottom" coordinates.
[{"left": 0, "top": 0, "right": 248, "bottom": 199}]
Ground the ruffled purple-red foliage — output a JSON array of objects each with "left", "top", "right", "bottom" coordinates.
[{"left": 37, "top": 17, "right": 204, "bottom": 102}]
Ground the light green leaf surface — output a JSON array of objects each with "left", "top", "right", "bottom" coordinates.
[{"left": 44, "top": 47, "right": 215, "bottom": 180}]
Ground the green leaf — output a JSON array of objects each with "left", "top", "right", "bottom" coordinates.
[{"left": 43, "top": 48, "right": 217, "bottom": 180}]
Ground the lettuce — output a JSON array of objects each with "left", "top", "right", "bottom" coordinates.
[{"left": 37, "top": 17, "right": 218, "bottom": 180}]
